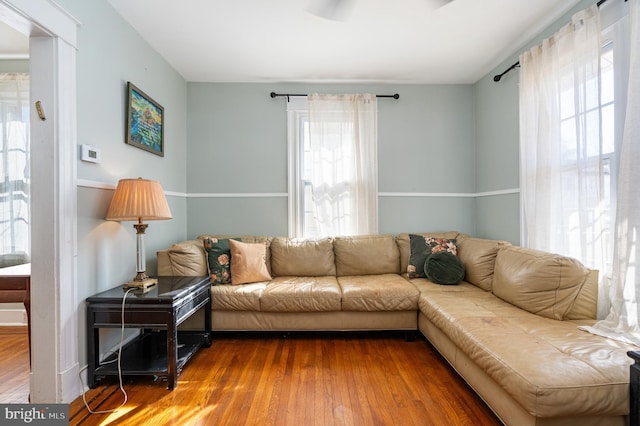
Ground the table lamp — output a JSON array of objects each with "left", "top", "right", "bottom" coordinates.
[{"left": 105, "top": 177, "right": 172, "bottom": 289}]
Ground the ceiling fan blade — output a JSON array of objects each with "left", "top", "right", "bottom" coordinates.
[
  {"left": 307, "top": 0, "right": 355, "bottom": 21},
  {"left": 306, "top": 0, "right": 452, "bottom": 21},
  {"left": 425, "top": 0, "right": 454, "bottom": 10}
]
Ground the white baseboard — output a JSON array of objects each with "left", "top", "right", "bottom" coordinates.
[
  {"left": 0, "top": 308, "right": 28, "bottom": 326},
  {"left": 60, "top": 361, "right": 82, "bottom": 404}
]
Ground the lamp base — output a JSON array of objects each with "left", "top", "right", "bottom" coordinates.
[{"left": 122, "top": 277, "right": 158, "bottom": 290}]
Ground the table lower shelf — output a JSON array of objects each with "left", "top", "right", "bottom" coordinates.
[{"left": 93, "top": 330, "right": 210, "bottom": 383}]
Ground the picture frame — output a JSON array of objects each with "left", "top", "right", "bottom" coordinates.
[{"left": 125, "top": 81, "right": 164, "bottom": 157}]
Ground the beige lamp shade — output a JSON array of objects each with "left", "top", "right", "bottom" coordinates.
[{"left": 106, "top": 178, "right": 172, "bottom": 221}]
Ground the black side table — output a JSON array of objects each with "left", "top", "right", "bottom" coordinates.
[{"left": 86, "top": 276, "right": 211, "bottom": 390}]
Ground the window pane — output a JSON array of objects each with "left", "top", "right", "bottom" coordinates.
[
  {"left": 601, "top": 49, "right": 614, "bottom": 105},
  {"left": 303, "top": 181, "right": 317, "bottom": 237},
  {"left": 302, "top": 119, "right": 312, "bottom": 180},
  {"left": 560, "top": 85, "right": 575, "bottom": 120},
  {"left": 585, "top": 74, "right": 600, "bottom": 111},
  {"left": 602, "top": 103, "right": 615, "bottom": 155},
  {"left": 585, "top": 109, "right": 601, "bottom": 158},
  {"left": 561, "top": 117, "right": 577, "bottom": 163}
]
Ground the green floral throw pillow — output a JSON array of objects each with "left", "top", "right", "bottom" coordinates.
[
  {"left": 203, "top": 237, "right": 238, "bottom": 284},
  {"left": 407, "top": 234, "right": 457, "bottom": 278}
]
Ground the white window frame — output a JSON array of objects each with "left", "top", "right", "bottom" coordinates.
[
  {"left": 287, "top": 97, "right": 308, "bottom": 237},
  {"left": 553, "top": 41, "right": 616, "bottom": 269}
]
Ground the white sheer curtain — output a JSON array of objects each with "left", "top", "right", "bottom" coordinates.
[
  {"left": 519, "top": 6, "right": 610, "bottom": 289},
  {"left": 307, "top": 93, "right": 378, "bottom": 236},
  {"left": 582, "top": 0, "right": 640, "bottom": 346},
  {"left": 0, "top": 73, "right": 30, "bottom": 267}
]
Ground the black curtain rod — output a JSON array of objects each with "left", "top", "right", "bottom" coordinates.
[
  {"left": 270, "top": 92, "right": 400, "bottom": 100},
  {"left": 493, "top": 0, "right": 623, "bottom": 82}
]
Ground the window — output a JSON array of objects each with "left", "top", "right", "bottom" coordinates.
[
  {"left": 555, "top": 13, "right": 629, "bottom": 276},
  {"left": 287, "top": 94, "right": 378, "bottom": 238},
  {"left": 557, "top": 41, "right": 616, "bottom": 271},
  {"left": 0, "top": 74, "right": 30, "bottom": 267},
  {"left": 519, "top": 3, "right": 632, "bottom": 322},
  {"left": 287, "top": 103, "right": 315, "bottom": 237}
]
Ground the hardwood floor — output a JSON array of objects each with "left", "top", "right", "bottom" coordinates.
[
  {"left": 0, "top": 326, "right": 30, "bottom": 404},
  {"left": 69, "top": 332, "right": 502, "bottom": 426}
]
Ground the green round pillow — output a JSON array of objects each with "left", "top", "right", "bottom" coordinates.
[{"left": 424, "top": 251, "right": 465, "bottom": 285}]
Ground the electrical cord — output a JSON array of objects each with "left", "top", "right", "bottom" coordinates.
[{"left": 79, "top": 287, "right": 136, "bottom": 414}]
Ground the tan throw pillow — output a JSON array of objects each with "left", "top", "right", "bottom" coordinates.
[{"left": 229, "top": 239, "right": 271, "bottom": 285}]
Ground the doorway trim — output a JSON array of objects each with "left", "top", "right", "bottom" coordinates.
[{"left": 0, "top": 0, "right": 80, "bottom": 403}]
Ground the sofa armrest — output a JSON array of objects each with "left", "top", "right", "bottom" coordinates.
[
  {"left": 566, "top": 268, "right": 598, "bottom": 320},
  {"left": 157, "top": 240, "right": 208, "bottom": 277},
  {"left": 157, "top": 249, "right": 173, "bottom": 276}
]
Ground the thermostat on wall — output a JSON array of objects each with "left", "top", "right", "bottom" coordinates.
[{"left": 80, "top": 144, "right": 101, "bottom": 164}]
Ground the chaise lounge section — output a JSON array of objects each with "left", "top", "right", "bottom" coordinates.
[{"left": 157, "top": 231, "right": 636, "bottom": 425}]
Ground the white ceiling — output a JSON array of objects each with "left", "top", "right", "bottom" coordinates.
[
  {"left": 1, "top": 1, "right": 583, "bottom": 84},
  {"left": 107, "top": 0, "right": 582, "bottom": 84}
]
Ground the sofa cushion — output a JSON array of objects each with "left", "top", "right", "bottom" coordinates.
[
  {"left": 338, "top": 274, "right": 419, "bottom": 311},
  {"left": 270, "top": 237, "right": 336, "bottom": 277},
  {"left": 407, "top": 234, "right": 457, "bottom": 278},
  {"left": 165, "top": 241, "right": 208, "bottom": 276},
  {"left": 397, "top": 232, "right": 460, "bottom": 275},
  {"left": 456, "top": 237, "right": 511, "bottom": 291},
  {"left": 211, "top": 282, "right": 266, "bottom": 311},
  {"left": 424, "top": 251, "right": 465, "bottom": 285},
  {"left": 492, "top": 246, "right": 591, "bottom": 320},
  {"left": 229, "top": 239, "right": 272, "bottom": 285},
  {"left": 334, "top": 234, "right": 400, "bottom": 276},
  {"left": 203, "top": 237, "right": 237, "bottom": 284},
  {"left": 260, "top": 276, "right": 342, "bottom": 312}
]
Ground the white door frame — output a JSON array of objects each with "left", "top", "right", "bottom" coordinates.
[{"left": 0, "top": 0, "right": 80, "bottom": 403}]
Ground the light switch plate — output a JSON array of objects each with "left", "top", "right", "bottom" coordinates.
[{"left": 80, "top": 144, "right": 101, "bottom": 163}]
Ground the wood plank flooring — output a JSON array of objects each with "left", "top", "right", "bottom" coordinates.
[
  {"left": 68, "top": 332, "right": 502, "bottom": 426},
  {"left": 0, "top": 326, "right": 30, "bottom": 404}
]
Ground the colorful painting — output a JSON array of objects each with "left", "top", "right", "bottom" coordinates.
[{"left": 126, "top": 82, "right": 164, "bottom": 156}]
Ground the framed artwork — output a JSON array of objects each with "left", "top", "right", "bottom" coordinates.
[{"left": 125, "top": 81, "right": 164, "bottom": 156}]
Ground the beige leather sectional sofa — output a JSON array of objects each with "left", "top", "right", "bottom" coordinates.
[{"left": 157, "top": 231, "right": 636, "bottom": 426}]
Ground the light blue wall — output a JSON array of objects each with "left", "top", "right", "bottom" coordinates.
[
  {"left": 473, "top": 61, "right": 520, "bottom": 244},
  {"left": 184, "top": 0, "right": 604, "bottom": 245},
  {"left": 33, "top": 0, "right": 607, "bottom": 372},
  {"left": 473, "top": 0, "right": 599, "bottom": 244},
  {"left": 59, "top": 0, "right": 188, "bottom": 279},
  {"left": 55, "top": 0, "right": 188, "bottom": 364},
  {"left": 186, "top": 83, "right": 477, "bottom": 238}
]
